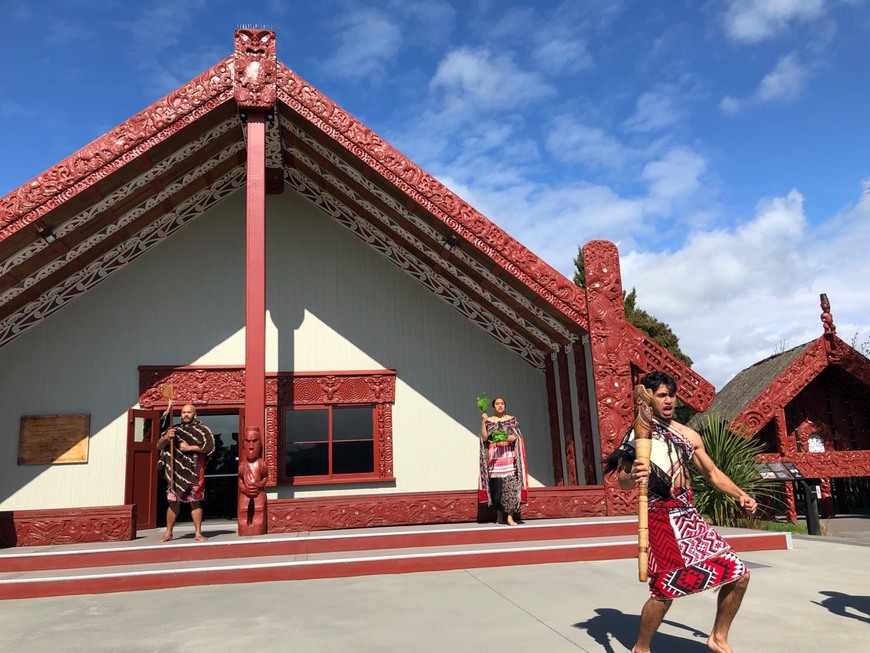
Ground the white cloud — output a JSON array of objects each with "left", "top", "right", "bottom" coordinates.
[
  {"left": 720, "top": 95, "right": 743, "bottom": 114},
  {"left": 429, "top": 47, "right": 556, "bottom": 121},
  {"left": 533, "top": 36, "right": 594, "bottom": 74},
  {"left": 453, "top": 179, "right": 645, "bottom": 277},
  {"left": 546, "top": 117, "right": 632, "bottom": 169},
  {"left": 624, "top": 90, "right": 683, "bottom": 133},
  {"left": 389, "top": 0, "right": 455, "bottom": 46},
  {"left": 619, "top": 187, "right": 870, "bottom": 388},
  {"left": 321, "top": 9, "right": 402, "bottom": 81},
  {"left": 756, "top": 52, "right": 810, "bottom": 102},
  {"left": 720, "top": 52, "right": 810, "bottom": 113},
  {"left": 722, "top": 0, "right": 826, "bottom": 43},
  {"left": 122, "top": 0, "right": 207, "bottom": 51},
  {"left": 642, "top": 147, "right": 708, "bottom": 207}
]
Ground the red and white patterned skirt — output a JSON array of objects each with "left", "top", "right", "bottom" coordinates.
[{"left": 647, "top": 488, "right": 748, "bottom": 600}]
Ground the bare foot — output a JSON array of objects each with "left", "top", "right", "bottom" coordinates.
[
  {"left": 507, "top": 516, "right": 517, "bottom": 526},
  {"left": 159, "top": 533, "right": 173, "bottom": 543},
  {"left": 707, "top": 636, "right": 732, "bottom": 653},
  {"left": 194, "top": 534, "right": 208, "bottom": 542}
]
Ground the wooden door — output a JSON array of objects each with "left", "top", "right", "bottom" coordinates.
[{"left": 126, "top": 409, "right": 161, "bottom": 530}]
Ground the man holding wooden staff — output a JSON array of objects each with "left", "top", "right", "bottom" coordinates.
[
  {"left": 604, "top": 371, "right": 757, "bottom": 653},
  {"left": 156, "top": 403, "right": 215, "bottom": 543}
]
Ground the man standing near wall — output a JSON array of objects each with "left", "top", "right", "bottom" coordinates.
[{"left": 157, "top": 404, "right": 215, "bottom": 542}]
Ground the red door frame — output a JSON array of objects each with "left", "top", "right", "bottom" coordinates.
[{"left": 125, "top": 409, "right": 161, "bottom": 530}]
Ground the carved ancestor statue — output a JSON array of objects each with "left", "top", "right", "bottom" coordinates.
[
  {"left": 820, "top": 293, "right": 836, "bottom": 335},
  {"left": 238, "top": 426, "right": 268, "bottom": 536}
]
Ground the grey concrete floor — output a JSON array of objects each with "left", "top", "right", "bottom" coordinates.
[{"left": 1, "top": 531, "right": 868, "bottom": 652}]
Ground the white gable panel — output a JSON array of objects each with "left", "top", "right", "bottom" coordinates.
[
  {"left": 265, "top": 191, "right": 552, "bottom": 496},
  {"left": 0, "top": 193, "right": 247, "bottom": 510}
]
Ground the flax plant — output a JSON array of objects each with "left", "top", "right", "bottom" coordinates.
[{"left": 690, "top": 415, "right": 780, "bottom": 527}]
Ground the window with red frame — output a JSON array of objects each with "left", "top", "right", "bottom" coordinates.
[{"left": 284, "top": 405, "right": 375, "bottom": 480}]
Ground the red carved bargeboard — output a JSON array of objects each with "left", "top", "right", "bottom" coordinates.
[
  {"left": 267, "top": 487, "right": 607, "bottom": 532},
  {"left": 0, "top": 62, "right": 234, "bottom": 240},
  {"left": 0, "top": 505, "right": 135, "bottom": 548}
]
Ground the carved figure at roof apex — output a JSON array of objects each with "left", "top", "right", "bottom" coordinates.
[
  {"left": 820, "top": 292, "right": 836, "bottom": 336},
  {"left": 234, "top": 28, "right": 276, "bottom": 109}
]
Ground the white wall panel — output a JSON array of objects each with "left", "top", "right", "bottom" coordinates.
[
  {"left": 266, "top": 192, "right": 552, "bottom": 497},
  {"left": 0, "top": 188, "right": 553, "bottom": 510}
]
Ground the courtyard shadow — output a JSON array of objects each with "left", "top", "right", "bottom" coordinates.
[
  {"left": 573, "top": 608, "right": 709, "bottom": 653},
  {"left": 812, "top": 591, "right": 870, "bottom": 625}
]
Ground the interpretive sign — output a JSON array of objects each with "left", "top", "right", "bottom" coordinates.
[{"left": 18, "top": 414, "right": 90, "bottom": 465}]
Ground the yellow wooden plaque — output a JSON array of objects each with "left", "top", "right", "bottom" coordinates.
[{"left": 18, "top": 414, "right": 90, "bottom": 465}]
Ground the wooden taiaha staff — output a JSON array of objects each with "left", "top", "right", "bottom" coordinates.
[
  {"left": 633, "top": 383, "right": 654, "bottom": 583},
  {"left": 161, "top": 383, "right": 175, "bottom": 495}
]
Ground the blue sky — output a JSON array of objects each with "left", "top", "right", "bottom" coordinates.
[{"left": 2, "top": 0, "right": 869, "bottom": 388}]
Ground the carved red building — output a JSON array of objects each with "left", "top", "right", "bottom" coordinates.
[
  {"left": 694, "top": 295, "right": 870, "bottom": 521},
  {"left": 0, "top": 30, "right": 713, "bottom": 546}
]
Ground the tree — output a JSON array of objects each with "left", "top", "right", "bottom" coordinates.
[
  {"left": 850, "top": 331, "right": 870, "bottom": 359},
  {"left": 574, "top": 247, "right": 694, "bottom": 367}
]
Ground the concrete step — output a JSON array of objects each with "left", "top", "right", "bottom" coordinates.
[{"left": 0, "top": 518, "right": 791, "bottom": 600}]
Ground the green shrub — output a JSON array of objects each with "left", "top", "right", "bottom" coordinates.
[{"left": 690, "top": 415, "right": 781, "bottom": 527}]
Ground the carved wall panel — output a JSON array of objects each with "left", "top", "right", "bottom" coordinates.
[
  {"left": 572, "top": 339, "right": 598, "bottom": 484},
  {"left": 545, "top": 355, "right": 565, "bottom": 485},
  {"left": 139, "top": 367, "right": 247, "bottom": 407},
  {"left": 523, "top": 486, "right": 607, "bottom": 519},
  {"left": 0, "top": 505, "right": 135, "bottom": 548},
  {"left": 139, "top": 367, "right": 397, "bottom": 486},
  {"left": 267, "top": 487, "right": 606, "bottom": 532},
  {"left": 558, "top": 348, "right": 579, "bottom": 485},
  {"left": 265, "top": 406, "right": 278, "bottom": 487},
  {"left": 757, "top": 451, "right": 870, "bottom": 479}
]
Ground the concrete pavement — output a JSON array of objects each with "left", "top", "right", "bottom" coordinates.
[{"left": 1, "top": 531, "right": 867, "bottom": 652}]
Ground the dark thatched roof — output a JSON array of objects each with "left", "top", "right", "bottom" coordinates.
[{"left": 688, "top": 341, "right": 812, "bottom": 428}]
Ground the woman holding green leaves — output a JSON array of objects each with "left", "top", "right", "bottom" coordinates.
[{"left": 478, "top": 396, "right": 529, "bottom": 525}]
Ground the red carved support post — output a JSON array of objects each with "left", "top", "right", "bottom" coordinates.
[
  {"left": 583, "top": 240, "right": 635, "bottom": 515},
  {"left": 235, "top": 28, "right": 277, "bottom": 536},
  {"left": 572, "top": 338, "right": 598, "bottom": 484},
  {"left": 244, "top": 113, "right": 266, "bottom": 438},
  {"left": 558, "top": 347, "right": 579, "bottom": 485},
  {"left": 545, "top": 354, "right": 565, "bottom": 486}
]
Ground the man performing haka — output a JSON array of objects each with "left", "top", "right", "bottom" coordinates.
[
  {"left": 157, "top": 403, "right": 215, "bottom": 542},
  {"left": 604, "top": 371, "right": 757, "bottom": 653}
]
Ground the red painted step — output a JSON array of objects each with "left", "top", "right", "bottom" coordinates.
[
  {"left": 0, "top": 517, "right": 638, "bottom": 573},
  {"left": 0, "top": 518, "right": 791, "bottom": 600}
]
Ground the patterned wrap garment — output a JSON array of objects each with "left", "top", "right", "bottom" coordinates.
[
  {"left": 158, "top": 419, "right": 216, "bottom": 503},
  {"left": 606, "top": 422, "right": 748, "bottom": 600},
  {"left": 478, "top": 416, "right": 529, "bottom": 513}
]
